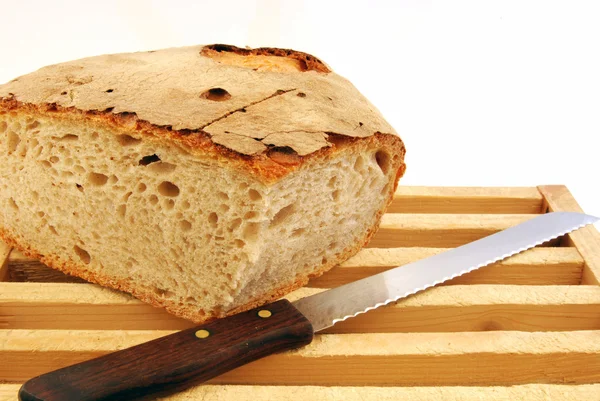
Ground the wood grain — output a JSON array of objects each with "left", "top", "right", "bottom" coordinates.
[
  {"left": 2, "top": 283, "right": 599, "bottom": 333},
  {"left": 369, "top": 213, "right": 538, "bottom": 248},
  {"left": 310, "top": 247, "right": 584, "bottom": 287},
  {"left": 2, "top": 185, "right": 598, "bottom": 400},
  {"left": 539, "top": 185, "right": 600, "bottom": 285},
  {"left": 7, "top": 247, "right": 584, "bottom": 286},
  {"left": 389, "top": 186, "right": 544, "bottom": 214},
  {"left": 3, "top": 384, "right": 600, "bottom": 401},
  {"left": 2, "top": 330, "right": 599, "bottom": 386}
]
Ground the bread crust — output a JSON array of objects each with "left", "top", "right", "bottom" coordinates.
[
  {"left": 0, "top": 44, "right": 399, "bottom": 169},
  {"left": 0, "top": 99, "right": 403, "bottom": 184}
]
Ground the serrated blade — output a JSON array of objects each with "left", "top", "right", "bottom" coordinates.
[{"left": 293, "top": 211, "right": 598, "bottom": 332}]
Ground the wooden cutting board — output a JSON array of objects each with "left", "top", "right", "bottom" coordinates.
[{"left": 1, "top": 185, "right": 599, "bottom": 400}]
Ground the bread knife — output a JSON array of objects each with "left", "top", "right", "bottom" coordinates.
[{"left": 18, "top": 211, "right": 598, "bottom": 401}]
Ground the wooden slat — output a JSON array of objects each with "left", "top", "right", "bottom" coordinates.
[
  {"left": 2, "top": 283, "right": 599, "bottom": 333},
  {"left": 2, "top": 384, "right": 600, "bottom": 401},
  {"left": 389, "top": 186, "right": 544, "bottom": 214},
  {"left": 1, "top": 330, "right": 599, "bottom": 385},
  {"left": 539, "top": 185, "right": 600, "bottom": 285},
  {"left": 8, "top": 247, "right": 584, "bottom": 286},
  {"left": 310, "top": 247, "right": 584, "bottom": 287},
  {"left": 369, "top": 214, "right": 538, "bottom": 248}
]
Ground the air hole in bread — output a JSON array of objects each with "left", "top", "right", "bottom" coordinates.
[
  {"left": 8, "top": 197, "right": 18, "bottom": 210},
  {"left": 332, "top": 189, "right": 341, "bottom": 202},
  {"left": 164, "top": 198, "right": 175, "bottom": 210},
  {"left": 49, "top": 225, "right": 58, "bottom": 235},
  {"left": 26, "top": 120, "right": 40, "bottom": 130},
  {"left": 158, "top": 181, "right": 180, "bottom": 197},
  {"left": 117, "top": 204, "right": 126, "bottom": 218},
  {"left": 375, "top": 150, "right": 391, "bottom": 174},
  {"left": 73, "top": 245, "right": 91, "bottom": 264},
  {"left": 55, "top": 134, "right": 78, "bottom": 142},
  {"left": 153, "top": 287, "right": 174, "bottom": 298},
  {"left": 229, "top": 218, "right": 242, "bottom": 231},
  {"left": 148, "top": 161, "right": 177, "bottom": 174},
  {"left": 49, "top": 156, "right": 59, "bottom": 164},
  {"left": 137, "top": 183, "right": 147, "bottom": 193},
  {"left": 108, "top": 175, "right": 119, "bottom": 185},
  {"left": 297, "top": 92, "right": 306, "bottom": 98},
  {"left": 327, "top": 176, "right": 337, "bottom": 189},
  {"left": 116, "top": 134, "right": 141, "bottom": 147},
  {"left": 234, "top": 239, "right": 245, "bottom": 248},
  {"left": 7, "top": 131, "right": 20, "bottom": 154},
  {"left": 105, "top": 89, "right": 114, "bottom": 93},
  {"left": 248, "top": 189, "right": 262, "bottom": 201},
  {"left": 0, "top": 121, "right": 7, "bottom": 133},
  {"left": 74, "top": 165, "right": 85, "bottom": 174},
  {"left": 37, "top": 211, "right": 45, "bottom": 218},
  {"left": 181, "top": 200, "right": 191, "bottom": 210},
  {"left": 328, "top": 241, "right": 338, "bottom": 250},
  {"left": 91, "top": 231, "right": 100, "bottom": 240},
  {"left": 238, "top": 182, "right": 249, "bottom": 190},
  {"left": 244, "top": 211, "right": 257, "bottom": 220},
  {"left": 88, "top": 172, "right": 109, "bottom": 186},
  {"left": 180, "top": 220, "right": 192, "bottom": 232},
  {"left": 219, "top": 204, "right": 229, "bottom": 213},
  {"left": 139, "top": 154, "right": 160, "bottom": 166},
  {"left": 270, "top": 203, "right": 295, "bottom": 227},
  {"left": 149, "top": 194, "right": 159, "bottom": 205},
  {"left": 354, "top": 156, "right": 364, "bottom": 171},
  {"left": 217, "top": 191, "right": 229, "bottom": 200},
  {"left": 123, "top": 191, "right": 133, "bottom": 202},
  {"left": 291, "top": 228, "right": 306, "bottom": 237},
  {"left": 76, "top": 184, "right": 84, "bottom": 192},
  {"left": 243, "top": 222, "right": 260, "bottom": 241},
  {"left": 208, "top": 212, "right": 219, "bottom": 227},
  {"left": 200, "top": 87, "right": 231, "bottom": 101}
]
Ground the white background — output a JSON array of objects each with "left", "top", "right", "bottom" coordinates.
[{"left": 1, "top": 0, "right": 599, "bottom": 216}]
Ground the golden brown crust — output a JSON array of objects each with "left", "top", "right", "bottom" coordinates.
[
  {"left": 200, "top": 44, "right": 331, "bottom": 73},
  {"left": 0, "top": 99, "right": 405, "bottom": 184},
  {"left": 0, "top": 44, "right": 398, "bottom": 160}
]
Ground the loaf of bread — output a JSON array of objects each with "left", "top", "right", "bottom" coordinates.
[{"left": 0, "top": 44, "right": 405, "bottom": 322}]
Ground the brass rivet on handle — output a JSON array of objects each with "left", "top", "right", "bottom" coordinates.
[
  {"left": 195, "top": 329, "right": 210, "bottom": 339},
  {"left": 258, "top": 309, "right": 272, "bottom": 318}
]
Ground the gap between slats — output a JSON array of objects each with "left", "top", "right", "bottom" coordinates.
[
  {"left": 6, "top": 247, "right": 584, "bottom": 286},
  {"left": 1, "top": 330, "right": 598, "bottom": 386},
  {"left": 1, "top": 284, "right": 598, "bottom": 333}
]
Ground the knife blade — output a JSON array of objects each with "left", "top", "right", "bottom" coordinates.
[{"left": 19, "top": 212, "right": 598, "bottom": 401}]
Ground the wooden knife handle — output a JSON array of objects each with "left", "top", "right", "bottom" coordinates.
[{"left": 19, "top": 299, "right": 313, "bottom": 401}]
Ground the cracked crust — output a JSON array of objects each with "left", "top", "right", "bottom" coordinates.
[{"left": 0, "top": 44, "right": 398, "bottom": 165}]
